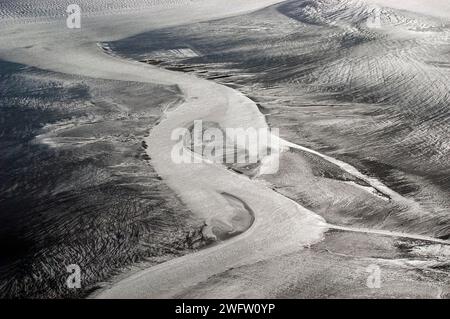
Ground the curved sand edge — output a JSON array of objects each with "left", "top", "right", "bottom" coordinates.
[{"left": 92, "top": 44, "right": 328, "bottom": 297}]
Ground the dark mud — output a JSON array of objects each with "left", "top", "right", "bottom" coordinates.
[{"left": 0, "top": 60, "right": 207, "bottom": 298}]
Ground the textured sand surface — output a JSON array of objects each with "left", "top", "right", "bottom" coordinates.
[{"left": 1, "top": 0, "right": 449, "bottom": 298}]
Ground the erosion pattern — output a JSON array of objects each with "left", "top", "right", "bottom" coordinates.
[
  {"left": 0, "top": 0, "right": 288, "bottom": 299},
  {"left": 0, "top": 0, "right": 449, "bottom": 298},
  {"left": 109, "top": 0, "right": 450, "bottom": 238},
  {"left": 0, "top": 58, "right": 207, "bottom": 299}
]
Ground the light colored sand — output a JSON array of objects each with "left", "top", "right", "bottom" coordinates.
[
  {"left": 93, "top": 41, "right": 327, "bottom": 298},
  {"left": 1, "top": 0, "right": 328, "bottom": 298}
]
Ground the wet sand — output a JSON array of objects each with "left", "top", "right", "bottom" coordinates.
[{"left": 1, "top": 0, "right": 449, "bottom": 298}]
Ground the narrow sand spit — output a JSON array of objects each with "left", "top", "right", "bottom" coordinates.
[
  {"left": 367, "top": 0, "right": 450, "bottom": 19},
  {"left": 93, "top": 48, "right": 447, "bottom": 298},
  {"left": 91, "top": 50, "right": 328, "bottom": 298}
]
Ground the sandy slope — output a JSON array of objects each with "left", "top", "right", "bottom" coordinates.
[
  {"left": 90, "top": 0, "right": 449, "bottom": 298},
  {"left": 1, "top": 0, "right": 449, "bottom": 298},
  {"left": 1, "top": 0, "right": 328, "bottom": 297}
]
